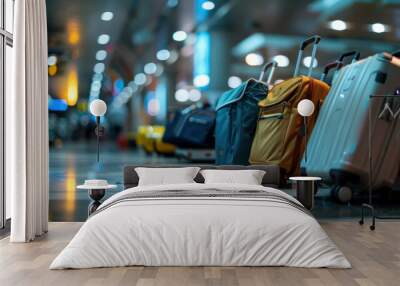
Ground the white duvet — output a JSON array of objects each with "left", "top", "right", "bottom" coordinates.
[{"left": 50, "top": 183, "right": 351, "bottom": 269}]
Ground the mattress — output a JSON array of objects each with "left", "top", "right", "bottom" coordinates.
[{"left": 50, "top": 183, "right": 351, "bottom": 269}]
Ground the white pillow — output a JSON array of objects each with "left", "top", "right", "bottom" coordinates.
[
  {"left": 135, "top": 167, "right": 200, "bottom": 186},
  {"left": 200, "top": 169, "right": 266, "bottom": 185}
]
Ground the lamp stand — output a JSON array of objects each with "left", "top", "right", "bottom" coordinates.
[
  {"left": 304, "top": 116, "right": 308, "bottom": 163},
  {"left": 95, "top": 116, "right": 105, "bottom": 163}
]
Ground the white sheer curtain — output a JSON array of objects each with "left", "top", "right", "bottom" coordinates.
[{"left": 8, "top": 0, "right": 49, "bottom": 242}]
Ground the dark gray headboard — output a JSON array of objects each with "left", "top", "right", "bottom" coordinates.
[{"left": 123, "top": 164, "right": 281, "bottom": 189}]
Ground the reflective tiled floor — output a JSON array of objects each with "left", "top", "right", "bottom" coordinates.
[
  {"left": 49, "top": 142, "right": 400, "bottom": 222},
  {"left": 49, "top": 142, "right": 180, "bottom": 221}
]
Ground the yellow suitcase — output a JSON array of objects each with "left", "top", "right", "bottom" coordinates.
[{"left": 142, "top": 126, "right": 176, "bottom": 155}]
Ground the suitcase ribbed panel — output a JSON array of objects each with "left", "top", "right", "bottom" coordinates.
[{"left": 302, "top": 54, "right": 400, "bottom": 188}]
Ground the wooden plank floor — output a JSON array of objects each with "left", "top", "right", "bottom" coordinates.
[{"left": 0, "top": 221, "right": 399, "bottom": 286}]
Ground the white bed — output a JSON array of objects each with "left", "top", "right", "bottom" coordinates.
[{"left": 50, "top": 182, "right": 350, "bottom": 269}]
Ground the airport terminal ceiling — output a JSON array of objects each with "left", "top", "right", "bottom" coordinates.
[{"left": 46, "top": 0, "right": 400, "bottom": 107}]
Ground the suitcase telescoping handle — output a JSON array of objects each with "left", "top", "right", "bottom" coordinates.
[
  {"left": 259, "top": 61, "right": 278, "bottom": 85},
  {"left": 294, "top": 35, "right": 321, "bottom": 78},
  {"left": 320, "top": 61, "right": 343, "bottom": 82},
  {"left": 337, "top": 51, "right": 360, "bottom": 69}
]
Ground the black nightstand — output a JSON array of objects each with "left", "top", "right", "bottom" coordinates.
[
  {"left": 289, "top": 176, "right": 322, "bottom": 210},
  {"left": 77, "top": 180, "right": 117, "bottom": 216}
]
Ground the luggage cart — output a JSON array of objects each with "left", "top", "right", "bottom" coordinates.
[{"left": 360, "top": 94, "right": 400, "bottom": 230}]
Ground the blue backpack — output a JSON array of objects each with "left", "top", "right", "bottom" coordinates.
[
  {"left": 163, "top": 104, "right": 215, "bottom": 148},
  {"left": 215, "top": 62, "right": 277, "bottom": 164}
]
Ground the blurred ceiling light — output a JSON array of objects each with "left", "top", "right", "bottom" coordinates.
[
  {"left": 147, "top": 98, "right": 160, "bottom": 116},
  {"left": 167, "top": 0, "right": 179, "bottom": 8},
  {"left": 157, "top": 49, "right": 170, "bottom": 61},
  {"left": 144, "top": 62, "right": 157, "bottom": 74},
  {"left": 67, "top": 19, "right": 80, "bottom": 46},
  {"left": 128, "top": 81, "right": 138, "bottom": 92},
  {"left": 124, "top": 86, "right": 134, "bottom": 95},
  {"left": 90, "top": 90, "right": 100, "bottom": 99},
  {"left": 227, "top": 76, "right": 242, "bottom": 88},
  {"left": 48, "top": 55, "right": 57, "bottom": 66},
  {"left": 122, "top": 92, "right": 131, "bottom": 99},
  {"left": 118, "top": 91, "right": 128, "bottom": 100},
  {"left": 189, "top": 89, "right": 202, "bottom": 102},
  {"left": 303, "top": 56, "right": 318, "bottom": 68},
  {"left": 95, "top": 50, "right": 107, "bottom": 61},
  {"left": 89, "top": 90, "right": 100, "bottom": 96},
  {"left": 172, "top": 30, "right": 187, "bottom": 42},
  {"left": 48, "top": 97, "right": 68, "bottom": 112},
  {"left": 48, "top": 65, "right": 58, "bottom": 76},
  {"left": 91, "top": 81, "right": 102, "bottom": 89},
  {"left": 113, "top": 78, "right": 125, "bottom": 95},
  {"left": 370, "top": 22, "right": 389, "bottom": 33},
  {"left": 91, "top": 81, "right": 102, "bottom": 92},
  {"left": 66, "top": 66, "right": 79, "bottom": 106},
  {"left": 245, "top": 53, "right": 264, "bottom": 66},
  {"left": 134, "top": 73, "right": 147, "bottom": 85},
  {"left": 97, "top": 34, "right": 110, "bottom": 45},
  {"left": 92, "top": 76, "right": 102, "bottom": 84},
  {"left": 175, "top": 89, "right": 190, "bottom": 102},
  {"left": 89, "top": 92, "right": 99, "bottom": 99},
  {"left": 329, "top": 19, "right": 347, "bottom": 31},
  {"left": 202, "top": 1, "right": 215, "bottom": 10},
  {"left": 113, "top": 96, "right": 123, "bottom": 107},
  {"left": 101, "top": 11, "right": 114, "bottom": 21},
  {"left": 132, "top": 85, "right": 138, "bottom": 93},
  {"left": 93, "top": 62, "right": 105, "bottom": 73},
  {"left": 167, "top": 50, "right": 179, "bottom": 64},
  {"left": 194, "top": 74, "right": 210, "bottom": 87},
  {"left": 121, "top": 96, "right": 130, "bottom": 104},
  {"left": 272, "top": 55, "right": 290, "bottom": 67},
  {"left": 90, "top": 90, "right": 99, "bottom": 97},
  {"left": 93, "top": 73, "right": 103, "bottom": 81},
  {"left": 155, "top": 64, "right": 164, "bottom": 77}
]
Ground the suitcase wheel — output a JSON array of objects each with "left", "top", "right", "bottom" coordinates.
[{"left": 331, "top": 185, "right": 353, "bottom": 203}]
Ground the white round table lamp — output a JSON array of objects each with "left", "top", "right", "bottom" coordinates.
[
  {"left": 90, "top": 99, "right": 107, "bottom": 116},
  {"left": 297, "top": 99, "right": 315, "bottom": 163},
  {"left": 298, "top": 99, "right": 315, "bottom": 117},
  {"left": 89, "top": 99, "right": 107, "bottom": 162}
]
